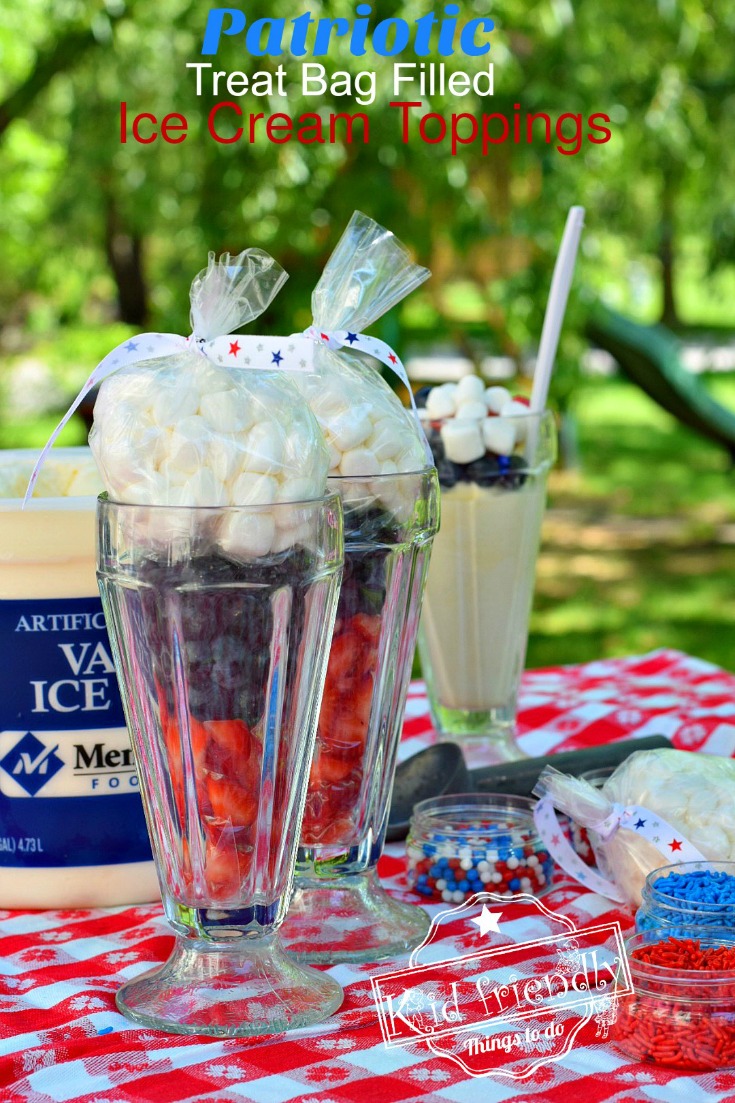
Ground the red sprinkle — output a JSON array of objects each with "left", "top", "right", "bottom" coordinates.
[{"left": 614, "top": 937, "right": 735, "bottom": 1071}]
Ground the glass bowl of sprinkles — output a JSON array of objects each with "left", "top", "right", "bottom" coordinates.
[
  {"left": 636, "top": 862, "right": 735, "bottom": 933},
  {"left": 405, "top": 792, "right": 554, "bottom": 904},
  {"left": 613, "top": 929, "right": 735, "bottom": 1071}
]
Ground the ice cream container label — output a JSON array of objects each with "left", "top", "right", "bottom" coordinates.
[{"left": 0, "top": 595, "right": 152, "bottom": 867}]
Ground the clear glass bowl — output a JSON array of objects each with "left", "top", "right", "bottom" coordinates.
[
  {"left": 97, "top": 495, "right": 344, "bottom": 1036},
  {"left": 614, "top": 928, "right": 735, "bottom": 1070},
  {"left": 406, "top": 793, "right": 554, "bottom": 903},
  {"left": 281, "top": 468, "right": 440, "bottom": 963},
  {"left": 636, "top": 861, "right": 735, "bottom": 933}
]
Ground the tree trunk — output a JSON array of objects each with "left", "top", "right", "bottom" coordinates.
[
  {"left": 104, "top": 197, "right": 148, "bottom": 326},
  {"left": 659, "top": 171, "right": 679, "bottom": 329}
]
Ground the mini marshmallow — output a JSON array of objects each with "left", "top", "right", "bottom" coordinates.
[
  {"left": 151, "top": 385, "right": 200, "bottom": 427},
  {"left": 369, "top": 420, "right": 401, "bottom": 461},
  {"left": 246, "top": 423, "right": 285, "bottom": 474},
  {"left": 485, "top": 386, "right": 512, "bottom": 414},
  {"left": 198, "top": 390, "right": 250, "bottom": 433},
  {"left": 455, "top": 400, "right": 487, "bottom": 421},
  {"left": 220, "top": 511, "right": 276, "bottom": 559},
  {"left": 276, "top": 476, "right": 320, "bottom": 502},
  {"left": 482, "top": 417, "right": 517, "bottom": 456},
  {"left": 165, "top": 434, "right": 206, "bottom": 478},
  {"left": 499, "top": 399, "right": 531, "bottom": 441},
  {"left": 185, "top": 468, "right": 229, "bottom": 507},
  {"left": 456, "top": 374, "right": 486, "bottom": 403},
  {"left": 394, "top": 448, "right": 422, "bottom": 473},
  {"left": 206, "top": 438, "right": 242, "bottom": 484},
  {"left": 330, "top": 411, "right": 373, "bottom": 452},
  {"left": 440, "top": 419, "right": 485, "bottom": 464},
  {"left": 340, "top": 447, "right": 378, "bottom": 476},
  {"left": 425, "top": 385, "right": 457, "bottom": 419},
  {"left": 230, "top": 472, "right": 278, "bottom": 506}
]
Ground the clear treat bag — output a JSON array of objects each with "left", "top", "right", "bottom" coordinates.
[
  {"left": 533, "top": 749, "right": 735, "bottom": 906},
  {"left": 88, "top": 250, "right": 329, "bottom": 543},
  {"left": 293, "top": 211, "right": 432, "bottom": 487}
]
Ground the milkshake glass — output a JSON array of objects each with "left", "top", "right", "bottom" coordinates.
[
  {"left": 97, "top": 495, "right": 344, "bottom": 1036},
  {"left": 418, "top": 410, "right": 555, "bottom": 761}
]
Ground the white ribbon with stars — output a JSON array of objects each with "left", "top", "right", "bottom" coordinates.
[
  {"left": 24, "top": 324, "right": 431, "bottom": 505},
  {"left": 534, "top": 794, "right": 706, "bottom": 902}
]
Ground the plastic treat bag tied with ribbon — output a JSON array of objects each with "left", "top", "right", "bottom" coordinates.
[
  {"left": 26, "top": 250, "right": 332, "bottom": 558},
  {"left": 533, "top": 749, "right": 735, "bottom": 906},
  {"left": 294, "top": 211, "right": 433, "bottom": 485}
]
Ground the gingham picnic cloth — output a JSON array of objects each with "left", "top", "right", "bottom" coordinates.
[{"left": 3, "top": 647, "right": 735, "bottom": 1103}]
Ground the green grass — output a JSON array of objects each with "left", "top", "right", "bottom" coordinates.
[{"left": 526, "top": 376, "right": 735, "bottom": 673}]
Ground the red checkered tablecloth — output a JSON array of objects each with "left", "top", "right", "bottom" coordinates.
[{"left": 3, "top": 648, "right": 735, "bottom": 1103}]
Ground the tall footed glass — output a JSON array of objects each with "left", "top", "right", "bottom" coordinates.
[
  {"left": 418, "top": 410, "right": 556, "bottom": 765},
  {"left": 97, "top": 495, "right": 343, "bottom": 1036},
  {"left": 281, "top": 469, "right": 440, "bottom": 963}
]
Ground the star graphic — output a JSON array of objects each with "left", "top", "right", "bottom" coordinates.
[
  {"left": 634, "top": 818, "right": 646, "bottom": 830},
  {"left": 345, "top": 332, "right": 358, "bottom": 344},
  {"left": 124, "top": 340, "right": 138, "bottom": 352},
  {"left": 470, "top": 906, "right": 502, "bottom": 938},
  {"left": 271, "top": 350, "right": 283, "bottom": 366},
  {"left": 551, "top": 834, "right": 561, "bottom": 846},
  {"left": 388, "top": 352, "right": 398, "bottom": 364},
  {"left": 229, "top": 341, "right": 241, "bottom": 356},
  {"left": 669, "top": 839, "right": 683, "bottom": 852}
]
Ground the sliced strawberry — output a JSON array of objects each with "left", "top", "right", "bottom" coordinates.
[
  {"left": 204, "top": 836, "right": 248, "bottom": 899},
  {"left": 309, "top": 752, "right": 355, "bottom": 787},
  {"left": 206, "top": 776, "right": 258, "bottom": 826},
  {"left": 350, "top": 612, "right": 381, "bottom": 647}
]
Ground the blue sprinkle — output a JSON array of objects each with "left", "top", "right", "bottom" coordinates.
[
  {"left": 458, "top": 880, "right": 470, "bottom": 892},
  {"left": 97, "top": 1026, "right": 114, "bottom": 1035},
  {"left": 509, "top": 878, "right": 521, "bottom": 891}
]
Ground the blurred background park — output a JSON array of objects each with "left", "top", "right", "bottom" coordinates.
[{"left": 1, "top": 0, "right": 734, "bottom": 670}]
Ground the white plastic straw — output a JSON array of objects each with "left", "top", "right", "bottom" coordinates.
[{"left": 529, "top": 205, "right": 585, "bottom": 414}]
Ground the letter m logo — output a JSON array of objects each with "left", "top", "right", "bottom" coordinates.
[{"left": 0, "top": 733, "right": 64, "bottom": 795}]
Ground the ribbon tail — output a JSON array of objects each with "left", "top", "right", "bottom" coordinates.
[
  {"left": 22, "top": 333, "right": 186, "bottom": 507},
  {"left": 533, "top": 796, "right": 626, "bottom": 902}
]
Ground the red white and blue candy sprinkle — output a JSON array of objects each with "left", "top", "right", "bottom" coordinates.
[{"left": 407, "top": 818, "right": 553, "bottom": 903}]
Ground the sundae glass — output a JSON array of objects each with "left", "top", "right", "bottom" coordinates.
[
  {"left": 98, "top": 495, "right": 344, "bottom": 1035},
  {"left": 282, "top": 469, "right": 440, "bottom": 963}
]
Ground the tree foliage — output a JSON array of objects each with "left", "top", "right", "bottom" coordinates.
[{"left": 1, "top": 0, "right": 734, "bottom": 404}]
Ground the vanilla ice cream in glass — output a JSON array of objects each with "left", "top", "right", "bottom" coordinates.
[{"left": 418, "top": 379, "right": 555, "bottom": 762}]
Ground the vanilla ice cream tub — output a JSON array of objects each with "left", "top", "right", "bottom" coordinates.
[{"left": 0, "top": 448, "right": 159, "bottom": 908}]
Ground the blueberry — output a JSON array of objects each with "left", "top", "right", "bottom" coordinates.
[
  {"left": 436, "top": 459, "right": 463, "bottom": 488},
  {"left": 414, "top": 385, "right": 432, "bottom": 409},
  {"left": 465, "top": 456, "right": 501, "bottom": 487},
  {"left": 497, "top": 454, "right": 528, "bottom": 490}
]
